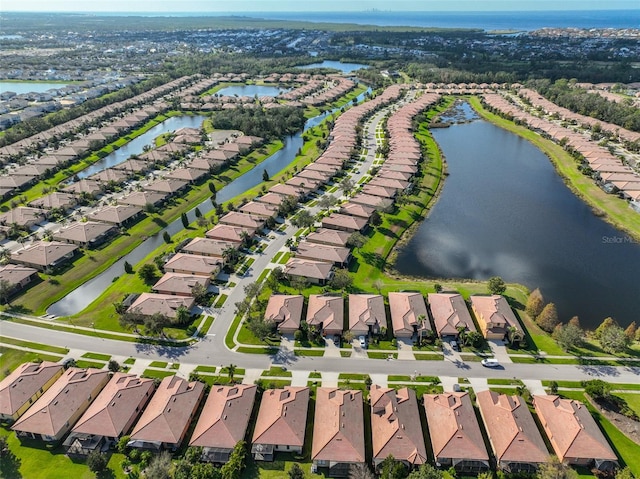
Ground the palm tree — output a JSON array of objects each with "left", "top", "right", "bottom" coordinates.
[
  {"left": 226, "top": 364, "right": 237, "bottom": 383},
  {"left": 222, "top": 246, "right": 239, "bottom": 266}
]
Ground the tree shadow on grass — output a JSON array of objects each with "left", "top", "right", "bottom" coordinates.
[
  {"left": 360, "top": 252, "right": 385, "bottom": 270},
  {"left": 152, "top": 217, "right": 167, "bottom": 228},
  {"left": 0, "top": 449, "right": 22, "bottom": 478}
]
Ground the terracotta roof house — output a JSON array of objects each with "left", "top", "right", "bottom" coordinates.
[
  {"left": 89, "top": 204, "right": 143, "bottom": 226},
  {"left": 321, "top": 213, "right": 368, "bottom": 233},
  {"left": 428, "top": 293, "right": 477, "bottom": 339},
  {"left": 128, "top": 376, "right": 205, "bottom": 451},
  {"left": 312, "top": 388, "right": 365, "bottom": 476},
  {"left": 126, "top": 293, "right": 195, "bottom": 320},
  {"left": 166, "top": 167, "right": 207, "bottom": 183},
  {"left": 118, "top": 190, "right": 168, "bottom": 208},
  {"left": 349, "top": 194, "right": 393, "bottom": 210},
  {"left": 182, "top": 237, "right": 236, "bottom": 260},
  {"left": 286, "top": 176, "right": 322, "bottom": 192},
  {"left": 0, "top": 362, "right": 64, "bottom": 423},
  {"left": 0, "top": 175, "right": 36, "bottom": 191},
  {"left": 190, "top": 385, "right": 258, "bottom": 463},
  {"left": 340, "top": 203, "right": 375, "bottom": 220},
  {"left": 423, "top": 393, "right": 490, "bottom": 472},
  {"left": 305, "top": 228, "right": 351, "bottom": 247},
  {"left": 256, "top": 192, "right": 287, "bottom": 207},
  {"left": 10, "top": 241, "right": 78, "bottom": 272},
  {"left": 0, "top": 207, "right": 47, "bottom": 228},
  {"left": 370, "top": 386, "right": 427, "bottom": 468},
  {"left": 296, "top": 241, "right": 351, "bottom": 267},
  {"left": 265, "top": 295, "right": 304, "bottom": 334},
  {"left": 219, "top": 212, "right": 265, "bottom": 232},
  {"left": 239, "top": 201, "right": 279, "bottom": 218},
  {"left": 388, "top": 292, "right": 431, "bottom": 338},
  {"left": 348, "top": 294, "right": 387, "bottom": 336},
  {"left": 252, "top": 387, "right": 310, "bottom": 461},
  {"left": 205, "top": 224, "right": 254, "bottom": 244},
  {"left": 476, "top": 391, "right": 549, "bottom": 472},
  {"left": 269, "top": 183, "right": 306, "bottom": 199},
  {"left": 361, "top": 185, "right": 397, "bottom": 199},
  {"left": 146, "top": 178, "right": 189, "bottom": 196},
  {"left": 470, "top": 295, "right": 525, "bottom": 345},
  {"left": 12, "top": 368, "right": 110, "bottom": 442},
  {"left": 62, "top": 179, "right": 103, "bottom": 197},
  {"left": 152, "top": 272, "right": 210, "bottom": 297},
  {"left": 0, "top": 264, "right": 39, "bottom": 296},
  {"left": 90, "top": 168, "right": 129, "bottom": 184},
  {"left": 53, "top": 221, "right": 117, "bottom": 248},
  {"left": 163, "top": 253, "right": 221, "bottom": 277},
  {"left": 306, "top": 294, "right": 344, "bottom": 336},
  {"left": 28, "top": 192, "right": 77, "bottom": 211},
  {"left": 284, "top": 258, "right": 333, "bottom": 286},
  {"left": 64, "top": 373, "right": 155, "bottom": 456},
  {"left": 533, "top": 395, "right": 618, "bottom": 471}
]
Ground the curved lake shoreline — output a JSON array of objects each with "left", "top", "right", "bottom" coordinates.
[{"left": 394, "top": 101, "right": 639, "bottom": 329}]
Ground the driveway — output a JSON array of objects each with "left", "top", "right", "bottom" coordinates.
[{"left": 487, "top": 339, "right": 512, "bottom": 363}]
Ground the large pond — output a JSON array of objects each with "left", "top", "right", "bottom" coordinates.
[
  {"left": 47, "top": 88, "right": 371, "bottom": 316},
  {"left": 215, "top": 85, "right": 286, "bottom": 97},
  {"left": 297, "top": 61, "right": 368, "bottom": 73},
  {"left": 394, "top": 103, "right": 640, "bottom": 329},
  {"left": 0, "top": 81, "right": 70, "bottom": 95},
  {"left": 78, "top": 115, "right": 207, "bottom": 179}
]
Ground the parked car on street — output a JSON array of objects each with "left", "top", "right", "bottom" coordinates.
[{"left": 481, "top": 358, "right": 500, "bottom": 368}]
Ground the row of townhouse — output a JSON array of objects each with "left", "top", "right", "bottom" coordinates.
[
  {"left": 0, "top": 363, "right": 618, "bottom": 476},
  {"left": 264, "top": 292, "right": 525, "bottom": 345}
]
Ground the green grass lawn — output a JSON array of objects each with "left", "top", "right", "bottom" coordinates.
[
  {"left": 141, "top": 369, "right": 176, "bottom": 379},
  {"left": 0, "top": 347, "right": 62, "bottom": 377},
  {"left": 74, "top": 360, "right": 105, "bottom": 369},
  {"left": 194, "top": 365, "right": 217, "bottom": 373},
  {"left": 0, "top": 337, "right": 69, "bottom": 355},
  {"left": 123, "top": 357, "right": 135, "bottom": 365},
  {"left": 614, "top": 393, "right": 640, "bottom": 417},
  {"left": 214, "top": 294, "right": 228, "bottom": 308},
  {"left": 148, "top": 360, "right": 168, "bottom": 368},
  {"left": 80, "top": 352, "right": 111, "bottom": 361},
  {"left": 261, "top": 366, "right": 293, "bottom": 377}
]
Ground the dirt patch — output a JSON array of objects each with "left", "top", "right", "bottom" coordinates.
[{"left": 586, "top": 394, "right": 640, "bottom": 445}]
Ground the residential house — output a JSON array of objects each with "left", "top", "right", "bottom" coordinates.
[
  {"left": 306, "top": 295, "right": 344, "bottom": 337},
  {"left": 265, "top": 295, "right": 304, "bottom": 334},
  {"left": 533, "top": 395, "right": 618, "bottom": 471},
  {"left": 239, "top": 201, "right": 279, "bottom": 218},
  {"left": 88, "top": 205, "right": 142, "bottom": 227},
  {"left": 64, "top": 374, "right": 155, "bottom": 456},
  {"left": 190, "top": 385, "right": 257, "bottom": 463},
  {"left": 219, "top": 212, "right": 265, "bottom": 233},
  {"left": 476, "top": 391, "right": 549, "bottom": 472},
  {"left": 0, "top": 264, "right": 39, "bottom": 296},
  {"left": 370, "top": 386, "right": 427, "bottom": 469},
  {"left": 118, "top": 191, "right": 168, "bottom": 208},
  {"left": 205, "top": 224, "right": 253, "bottom": 244},
  {"left": 10, "top": 241, "right": 78, "bottom": 272},
  {"left": 312, "top": 388, "right": 365, "bottom": 477},
  {"left": 126, "top": 293, "right": 195, "bottom": 320},
  {"left": 321, "top": 213, "right": 367, "bottom": 233},
  {"left": 163, "top": 253, "right": 221, "bottom": 277},
  {"left": 428, "top": 293, "right": 476, "bottom": 339},
  {"left": 52, "top": 221, "right": 117, "bottom": 248},
  {"left": 388, "top": 292, "right": 431, "bottom": 339},
  {"left": 470, "top": 295, "right": 525, "bottom": 345},
  {"left": 252, "top": 387, "right": 310, "bottom": 461},
  {"left": 284, "top": 258, "right": 333, "bottom": 286},
  {"left": 182, "top": 237, "right": 236, "bottom": 261},
  {"left": 0, "top": 207, "right": 47, "bottom": 228},
  {"left": 348, "top": 294, "right": 387, "bottom": 336},
  {"left": 12, "top": 368, "right": 110, "bottom": 442},
  {"left": 305, "top": 228, "right": 351, "bottom": 247},
  {"left": 0, "top": 362, "right": 64, "bottom": 423},
  {"left": 28, "top": 192, "right": 77, "bottom": 211},
  {"left": 152, "top": 272, "right": 210, "bottom": 297},
  {"left": 295, "top": 241, "right": 351, "bottom": 267},
  {"left": 423, "top": 393, "right": 490, "bottom": 472},
  {"left": 128, "top": 376, "right": 205, "bottom": 451}
]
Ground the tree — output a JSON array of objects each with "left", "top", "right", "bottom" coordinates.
[
  {"left": 208, "top": 181, "right": 217, "bottom": 196},
  {"left": 488, "top": 276, "right": 506, "bottom": 295},
  {"left": 594, "top": 317, "right": 617, "bottom": 340},
  {"left": 536, "top": 456, "right": 578, "bottom": 479},
  {"left": 262, "top": 169, "right": 270, "bottom": 181},
  {"left": 537, "top": 303, "right": 560, "bottom": 333},
  {"left": 220, "top": 441, "right": 246, "bottom": 479},
  {"left": 0, "top": 279, "right": 13, "bottom": 304},
  {"left": 116, "top": 435, "right": 130, "bottom": 454},
  {"left": 552, "top": 322, "right": 585, "bottom": 351},
  {"left": 526, "top": 288, "right": 545, "bottom": 318},
  {"left": 379, "top": 455, "right": 407, "bottom": 479},
  {"left": 108, "top": 360, "right": 120, "bottom": 372},
  {"left": 290, "top": 275, "right": 309, "bottom": 293},
  {"left": 548, "top": 381, "right": 559, "bottom": 394},
  {"left": 615, "top": 467, "right": 635, "bottom": 479},
  {"left": 144, "top": 313, "right": 170, "bottom": 337},
  {"left": 407, "top": 464, "right": 444, "bottom": 479},
  {"left": 181, "top": 212, "right": 189, "bottom": 228},
  {"left": 599, "top": 324, "right": 630, "bottom": 354},
  {"left": 347, "top": 232, "right": 367, "bottom": 250},
  {"left": 144, "top": 450, "right": 172, "bottom": 479},
  {"left": 624, "top": 321, "right": 637, "bottom": 341},
  {"left": 174, "top": 305, "right": 191, "bottom": 325},
  {"left": 138, "top": 263, "right": 159, "bottom": 284},
  {"left": 292, "top": 210, "right": 315, "bottom": 228},
  {"left": 340, "top": 177, "right": 355, "bottom": 193},
  {"left": 163, "top": 231, "right": 171, "bottom": 243},
  {"left": 349, "top": 463, "right": 376, "bottom": 479},
  {"left": 191, "top": 282, "right": 209, "bottom": 306},
  {"left": 247, "top": 316, "right": 275, "bottom": 341},
  {"left": 226, "top": 364, "right": 237, "bottom": 382},
  {"left": 370, "top": 210, "right": 382, "bottom": 227},
  {"left": 433, "top": 283, "right": 443, "bottom": 293},
  {"left": 288, "top": 463, "right": 305, "bottom": 479},
  {"left": 330, "top": 269, "right": 353, "bottom": 290},
  {"left": 318, "top": 195, "right": 338, "bottom": 209},
  {"left": 124, "top": 261, "right": 133, "bottom": 274},
  {"left": 568, "top": 316, "right": 581, "bottom": 327},
  {"left": 86, "top": 450, "right": 108, "bottom": 474},
  {"left": 244, "top": 282, "right": 262, "bottom": 300},
  {"left": 583, "top": 379, "right": 613, "bottom": 399},
  {"left": 195, "top": 207, "right": 202, "bottom": 218}
]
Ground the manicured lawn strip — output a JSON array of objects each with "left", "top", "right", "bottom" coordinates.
[
  {"left": 256, "top": 379, "right": 293, "bottom": 389},
  {"left": 80, "top": 352, "right": 111, "bottom": 361},
  {"left": 170, "top": 363, "right": 180, "bottom": 370},
  {"left": 615, "top": 393, "right": 640, "bottom": 417},
  {"left": 487, "top": 378, "right": 524, "bottom": 385},
  {"left": 511, "top": 356, "right": 581, "bottom": 364},
  {"left": 338, "top": 373, "right": 370, "bottom": 380},
  {"left": 261, "top": 366, "right": 293, "bottom": 377},
  {"left": 226, "top": 313, "right": 243, "bottom": 349},
  {"left": 295, "top": 349, "right": 325, "bottom": 357},
  {"left": 459, "top": 354, "right": 483, "bottom": 362},
  {"left": 541, "top": 380, "right": 583, "bottom": 388},
  {"left": 367, "top": 340, "right": 397, "bottom": 351},
  {"left": 388, "top": 375, "right": 412, "bottom": 382},
  {"left": 214, "top": 294, "right": 228, "bottom": 308},
  {"left": 0, "top": 347, "right": 62, "bottom": 375},
  {"left": 0, "top": 336, "right": 69, "bottom": 355},
  {"left": 220, "top": 366, "right": 245, "bottom": 376},
  {"left": 256, "top": 268, "right": 271, "bottom": 284},
  {"left": 414, "top": 353, "right": 444, "bottom": 361},
  {"left": 75, "top": 360, "right": 106, "bottom": 369},
  {"left": 469, "top": 96, "right": 640, "bottom": 243},
  {"left": 194, "top": 365, "right": 217, "bottom": 373},
  {"left": 308, "top": 371, "right": 322, "bottom": 379},
  {"left": 237, "top": 346, "right": 278, "bottom": 354},
  {"left": 278, "top": 252, "right": 291, "bottom": 264},
  {"left": 0, "top": 426, "right": 128, "bottom": 479},
  {"left": 123, "top": 357, "right": 135, "bottom": 365},
  {"left": 199, "top": 315, "right": 214, "bottom": 335},
  {"left": 367, "top": 351, "right": 398, "bottom": 359},
  {"left": 339, "top": 351, "right": 352, "bottom": 358},
  {"left": 149, "top": 361, "right": 168, "bottom": 368},
  {"left": 141, "top": 369, "right": 176, "bottom": 379},
  {"left": 489, "top": 387, "right": 520, "bottom": 396},
  {"left": 272, "top": 251, "right": 284, "bottom": 263}
]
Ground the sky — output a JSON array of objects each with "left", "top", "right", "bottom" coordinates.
[{"left": 1, "top": 0, "right": 638, "bottom": 12}]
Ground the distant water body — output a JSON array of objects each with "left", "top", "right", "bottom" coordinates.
[{"left": 98, "top": 10, "right": 640, "bottom": 31}]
